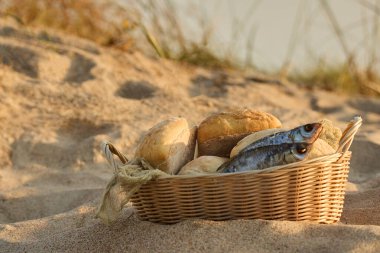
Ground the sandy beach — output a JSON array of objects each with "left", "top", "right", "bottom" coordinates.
[{"left": 0, "top": 20, "right": 380, "bottom": 253}]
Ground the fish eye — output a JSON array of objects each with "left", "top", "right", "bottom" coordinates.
[
  {"left": 304, "top": 124, "right": 313, "bottom": 132},
  {"left": 296, "top": 147, "right": 307, "bottom": 154}
]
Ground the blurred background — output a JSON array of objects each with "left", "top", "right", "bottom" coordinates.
[{"left": 1, "top": 0, "right": 379, "bottom": 95}]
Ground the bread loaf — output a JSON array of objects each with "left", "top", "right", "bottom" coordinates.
[
  {"left": 134, "top": 117, "right": 197, "bottom": 174},
  {"left": 197, "top": 109, "right": 281, "bottom": 157},
  {"left": 308, "top": 138, "right": 335, "bottom": 159},
  {"left": 178, "top": 156, "right": 228, "bottom": 175},
  {"left": 319, "top": 119, "right": 342, "bottom": 150}
]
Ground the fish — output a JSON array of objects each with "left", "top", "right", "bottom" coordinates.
[
  {"left": 218, "top": 142, "right": 312, "bottom": 173},
  {"left": 239, "top": 123, "right": 322, "bottom": 155}
]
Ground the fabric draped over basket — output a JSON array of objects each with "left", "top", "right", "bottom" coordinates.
[{"left": 96, "top": 158, "right": 168, "bottom": 224}]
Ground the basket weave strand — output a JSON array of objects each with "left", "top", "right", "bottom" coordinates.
[{"left": 105, "top": 117, "right": 362, "bottom": 224}]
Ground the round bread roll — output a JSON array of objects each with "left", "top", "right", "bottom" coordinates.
[
  {"left": 230, "top": 128, "right": 284, "bottom": 158},
  {"left": 134, "top": 117, "right": 197, "bottom": 175},
  {"left": 319, "top": 119, "right": 342, "bottom": 151},
  {"left": 308, "top": 138, "right": 335, "bottom": 159},
  {"left": 178, "top": 156, "right": 228, "bottom": 175},
  {"left": 197, "top": 109, "right": 282, "bottom": 157}
]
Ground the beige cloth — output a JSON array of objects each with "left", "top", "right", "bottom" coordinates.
[{"left": 96, "top": 158, "right": 168, "bottom": 224}]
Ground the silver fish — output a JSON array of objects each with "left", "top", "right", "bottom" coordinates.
[
  {"left": 239, "top": 123, "right": 322, "bottom": 155},
  {"left": 219, "top": 142, "right": 311, "bottom": 173}
]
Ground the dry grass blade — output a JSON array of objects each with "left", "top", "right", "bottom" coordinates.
[
  {"left": 320, "top": 0, "right": 352, "bottom": 61},
  {"left": 357, "top": 0, "right": 380, "bottom": 16},
  {"left": 141, "top": 25, "right": 166, "bottom": 58}
]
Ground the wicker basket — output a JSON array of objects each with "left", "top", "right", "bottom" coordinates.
[{"left": 106, "top": 117, "right": 362, "bottom": 224}]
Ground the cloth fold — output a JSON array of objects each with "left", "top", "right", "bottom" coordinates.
[{"left": 96, "top": 158, "right": 168, "bottom": 224}]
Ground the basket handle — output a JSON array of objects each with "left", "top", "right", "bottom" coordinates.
[
  {"left": 336, "top": 116, "right": 362, "bottom": 161},
  {"left": 101, "top": 141, "right": 128, "bottom": 173}
]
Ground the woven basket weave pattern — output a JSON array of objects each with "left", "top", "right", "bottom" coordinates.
[
  {"left": 106, "top": 117, "right": 361, "bottom": 224},
  {"left": 131, "top": 153, "right": 350, "bottom": 224}
]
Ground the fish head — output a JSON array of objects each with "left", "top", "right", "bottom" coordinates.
[
  {"left": 289, "top": 143, "right": 311, "bottom": 161},
  {"left": 294, "top": 123, "right": 322, "bottom": 143}
]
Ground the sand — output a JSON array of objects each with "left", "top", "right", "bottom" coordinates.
[{"left": 1, "top": 19, "right": 380, "bottom": 253}]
